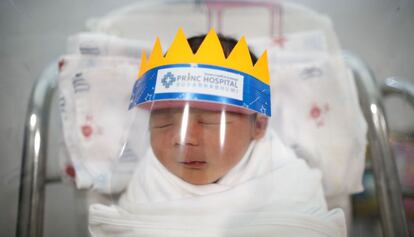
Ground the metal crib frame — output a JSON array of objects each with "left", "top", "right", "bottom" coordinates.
[{"left": 16, "top": 53, "right": 412, "bottom": 237}]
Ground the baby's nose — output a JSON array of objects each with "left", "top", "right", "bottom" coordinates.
[{"left": 173, "top": 119, "right": 202, "bottom": 146}]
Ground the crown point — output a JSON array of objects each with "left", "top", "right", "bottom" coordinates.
[
  {"left": 165, "top": 27, "right": 194, "bottom": 64},
  {"left": 226, "top": 36, "right": 253, "bottom": 74},
  {"left": 148, "top": 37, "right": 164, "bottom": 70},
  {"left": 207, "top": 27, "right": 217, "bottom": 35},
  {"left": 175, "top": 28, "right": 186, "bottom": 41},
  {"left": 253, "top": 50, "right": 270, "bottom": 84},
  {"left": 152, "top": 37, "right": 162, "bottom": 53},
  {"left": 195, "top": 28, "right": 226, "bottom": 64},
  {"left": 138, "top": 49, "right": 147, "bottom": 78}
]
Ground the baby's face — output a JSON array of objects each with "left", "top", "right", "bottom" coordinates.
[{"left": 149, "top": 107, "right": 267, "bottom": 185}]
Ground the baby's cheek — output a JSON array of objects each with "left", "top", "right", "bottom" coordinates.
[
  {"left": 150, "top": 132, "right": 168, "bottom": 157},
  {"left": 223, "top": 128, "right": 252, "bottom": 160}
]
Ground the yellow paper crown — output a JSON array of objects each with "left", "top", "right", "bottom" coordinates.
[{"left": 138, "top": 28, "right": 270, "bottom": 85}]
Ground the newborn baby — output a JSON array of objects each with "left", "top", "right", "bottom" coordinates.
[{"left": 89, "top": 29, "right": 346, "bottom": 237}]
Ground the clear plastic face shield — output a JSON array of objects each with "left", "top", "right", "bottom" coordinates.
[
  {"left": 121, "top": 28, "right": 271, "bottom": 186},
  {"left": 132, "top": 102, "right": 267, "bottom": 185}
]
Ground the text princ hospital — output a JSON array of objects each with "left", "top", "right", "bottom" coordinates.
[{"left": 155, "top": 67, "right": 244, "bottom": 101}]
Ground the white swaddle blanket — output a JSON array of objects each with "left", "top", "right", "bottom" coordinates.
[{"left": 89, "top": 130, "right": 346, "bottom": 237}]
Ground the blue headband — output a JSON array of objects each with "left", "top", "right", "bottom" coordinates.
[{"left": 129, "top": 64, "right": 271, "bottom": 117}]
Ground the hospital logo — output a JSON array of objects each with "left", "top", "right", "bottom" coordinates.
[
  {"left": 155, "top": 67, "right": 244, "bottom": 101},
  {"left": 161, "top": 72, "right": 176, "bottom": 88}
]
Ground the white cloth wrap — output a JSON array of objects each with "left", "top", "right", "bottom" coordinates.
[
  {"left": 250, "top": 32, "right": 367, "bottom": 197},
  {"left": 89, "top": 130, "right": 346, "bottom": 236},
  {"left": 58, "top": 32, "right": 152, "bottom": 193},
  {"left": 58, "top": 54, "right": 139, "bottom": 193}
]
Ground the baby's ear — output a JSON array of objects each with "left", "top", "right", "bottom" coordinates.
[{"left": 252, "top": 115, "right": 268, "bottom": 139}]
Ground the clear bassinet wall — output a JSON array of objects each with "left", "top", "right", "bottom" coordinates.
[{"left": 15, "top": 1, "right": 414, "bottom": 237}]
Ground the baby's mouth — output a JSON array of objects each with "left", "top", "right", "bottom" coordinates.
[{"left": 179, "top": 160, "right": 207, "bottom": 169}]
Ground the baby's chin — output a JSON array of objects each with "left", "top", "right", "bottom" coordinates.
[{"left": 177, "top": 171, "right": 222, "bottom": 185}]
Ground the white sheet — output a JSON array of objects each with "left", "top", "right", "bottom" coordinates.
[
  {"left": 58, "top": 54, "right": 139, "bottom": 193},
  {"left": 58, "top": 32, "right": 152, "bottom": 193},
  {"left": 250, "top": 33, "right": 367, "bottom": 197},
  {"left": 89, "top": 130, "right": 346, "bottom": 236}
]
